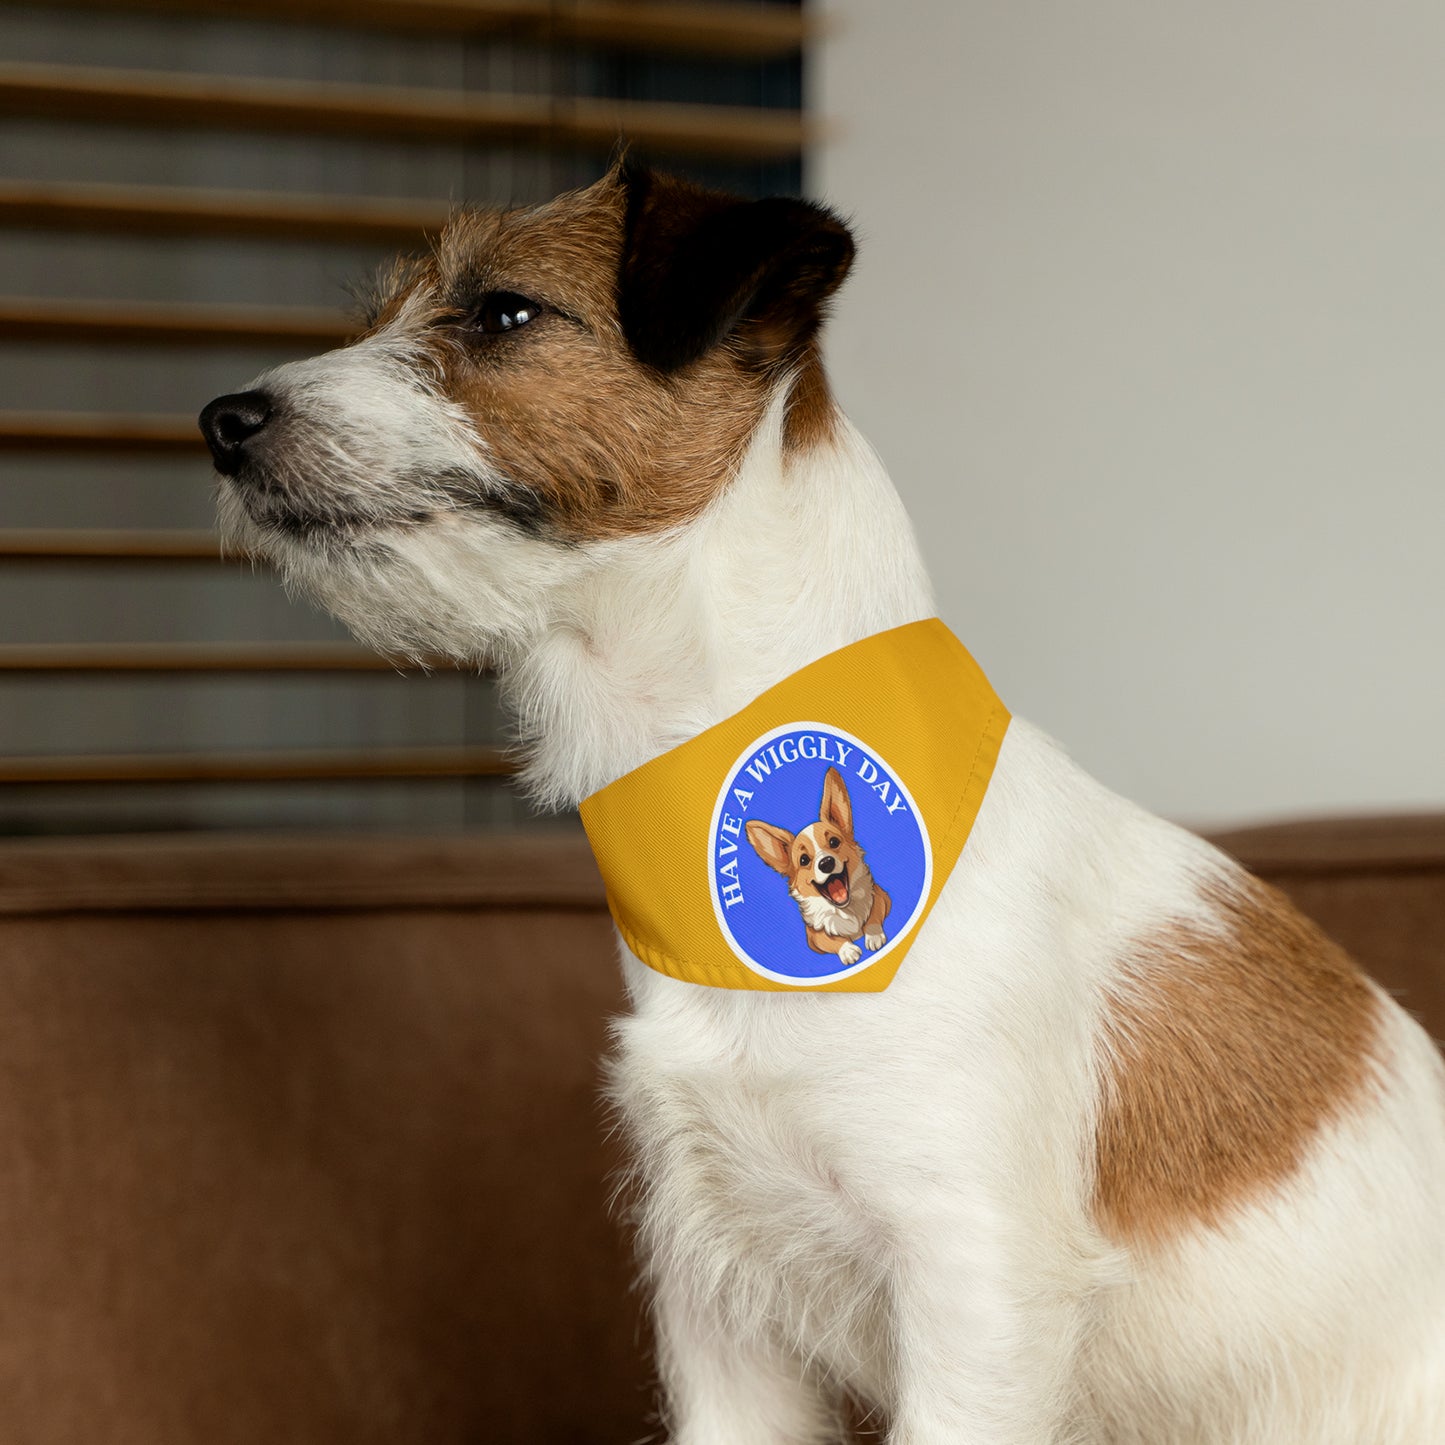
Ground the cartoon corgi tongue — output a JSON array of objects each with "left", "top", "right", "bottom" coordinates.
[{"left": 817, "top": 864, "right": 850, "bottom": 906}]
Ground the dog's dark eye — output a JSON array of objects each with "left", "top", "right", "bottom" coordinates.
[
  {"left": 827, "top": 836, "right": 840, "bottom": 849},
  {"left": 471, "top": 291, "right": 542, "bottom": 334},
  {"left": 799, "top": 852, "right": 810, "bottom": 867}
]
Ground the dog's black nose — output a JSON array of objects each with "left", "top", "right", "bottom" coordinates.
[
  {"left": 199, "top": 390, "right": 273, "bottom": 475},
  {"left": 818, "top": 855, "right": 836, "bottom": 875}
]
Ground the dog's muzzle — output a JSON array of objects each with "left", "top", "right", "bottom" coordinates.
[
  {"left": 814, "top": 860, "right": 850, "bottom": 906},
  {"left": 199, "top": 390, "right": 273, "bottom": 476}
]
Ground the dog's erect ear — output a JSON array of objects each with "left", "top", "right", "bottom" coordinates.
[
  {"left": 820, "top": 767, "right": 852, "bottom": 838},
  {"left": 746, "top": 820, "right": 796, "bottom": 876},
  {"left": 617, "top": 161, "right": 855, "bottom": 374}
]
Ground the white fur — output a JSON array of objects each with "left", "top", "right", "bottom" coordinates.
[{"left": 219, "top": 350, "right": 1445, "bottom": 1443}]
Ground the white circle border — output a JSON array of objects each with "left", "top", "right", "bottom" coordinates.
[{"left": 706, "top": 720, "right": 935, "bottom": 987}]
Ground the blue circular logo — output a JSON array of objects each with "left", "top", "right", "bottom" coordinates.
[{"left": 708, "top": 722, "right": 933, "bottom": 986}]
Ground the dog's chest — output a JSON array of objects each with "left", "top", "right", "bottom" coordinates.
[{"left": 613, "top": 999, "right": 890, "bottom": 1384}]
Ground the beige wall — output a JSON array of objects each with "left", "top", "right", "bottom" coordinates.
[{"left": 814, "top": 2, "right": 1445, "bottom": 827}]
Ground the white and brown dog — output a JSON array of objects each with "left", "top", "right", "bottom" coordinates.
[{"left": 201, "top": 163, "right": 1445, "bottom": 1444}]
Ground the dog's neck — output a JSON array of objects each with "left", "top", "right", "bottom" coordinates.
[{"left": 502, "top": 391, "right": 936, "bottom": 808}]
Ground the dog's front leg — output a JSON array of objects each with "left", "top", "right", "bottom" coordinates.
[
  {"left": 883, "top": 1222, "right": 1091, "bottom": 1445},
  {"left": 653, "top": 1274, "right": 844, "bottom": 1445}
]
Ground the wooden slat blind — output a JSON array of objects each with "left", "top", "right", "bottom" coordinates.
[
  {"left": 0, "top": 529, "right": 223, "bottom": 560},
  {"left": 0, "top": 412, "right": 205, "bottom": 452},
  {"left": 0, "top": 298, "right": 355, "bottom": 348},
  {"left": 0, "top": 0, "right": 808, "bottom": 810},
  {"left": 0, "top": 745, "right": 510, "bottom": 784},
  {"left": 0, "top": 643, "right": 431, "bottom": 673},
  {"left": 0, "top": 0, "right": 811, "bottom": 57},
  {"left": 0, "top": 181, "right": 449, "bottom": 245},
  {"left": 0, "top": 62, "right": 812, "bottom": 162}
]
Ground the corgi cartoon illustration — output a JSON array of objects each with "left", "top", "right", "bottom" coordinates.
[{"left": 746, "top": 766, "right": 891, "bottom": 968}]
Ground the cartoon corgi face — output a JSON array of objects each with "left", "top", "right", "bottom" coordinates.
[{"left": 746, "top": 767, "right": 866, "bottom": 909}]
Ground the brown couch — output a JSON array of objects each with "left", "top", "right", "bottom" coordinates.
[{"left": 0, "top": 818, "right": 1441, "bottom": 1443}]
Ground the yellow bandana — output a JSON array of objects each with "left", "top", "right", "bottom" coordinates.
[{"left": 579, "top": 619, "right": 1010, "bottom": 992}]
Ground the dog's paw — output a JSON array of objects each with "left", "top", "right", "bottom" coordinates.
[
  {"left": 838, "top": 942, "right": 862, "bottom": 967},
  {"left": 864, "top": 929, "right": 886, "bottom": 951}
]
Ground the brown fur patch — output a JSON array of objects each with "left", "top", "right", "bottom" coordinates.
[
  {"left": 367, "top": 173, "right": 829, "bottom": 543},
  {"left": 1093, "top": 872, "right": 1381, "bottom": 1247},
  {"left": 783, "top": 344, "right": 840, "bottom": 454}
]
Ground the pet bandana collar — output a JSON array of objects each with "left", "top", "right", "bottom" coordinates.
[{"left": 579, "top": 619, "right": 1010, "bottom": 992}]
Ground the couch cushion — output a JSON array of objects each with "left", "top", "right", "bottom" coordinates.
[{"left": 0, "top": 830, "right": 649, "bottom": 1445}]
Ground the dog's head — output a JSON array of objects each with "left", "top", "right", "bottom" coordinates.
[
  {"left": 199, "top": 163, "right": 854, "bottom": 661},
  {"left": 746, "top": 767, "right": 868, "bottom": 910}
]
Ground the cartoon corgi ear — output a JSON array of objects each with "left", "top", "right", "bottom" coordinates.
[
  {"left": 616, "top": 160, "right": 855, "bottom": 375},
  {"left": 820, "top": 767, "right": 852, "bottom": 838},
  {"left": 746, "top": 820, "right": 795, "bottom": 876}
]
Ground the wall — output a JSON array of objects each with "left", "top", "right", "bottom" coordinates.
[{"left": 813, "top": 1, "right": 1445, "bottom": 827}]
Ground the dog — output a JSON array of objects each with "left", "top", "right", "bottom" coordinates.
[
  {"left": 747, "top": 766, "right": 890, "bottom": 968},
  {"left": 200, "top": 161, "right": 1445, "bottom": 1443}
]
